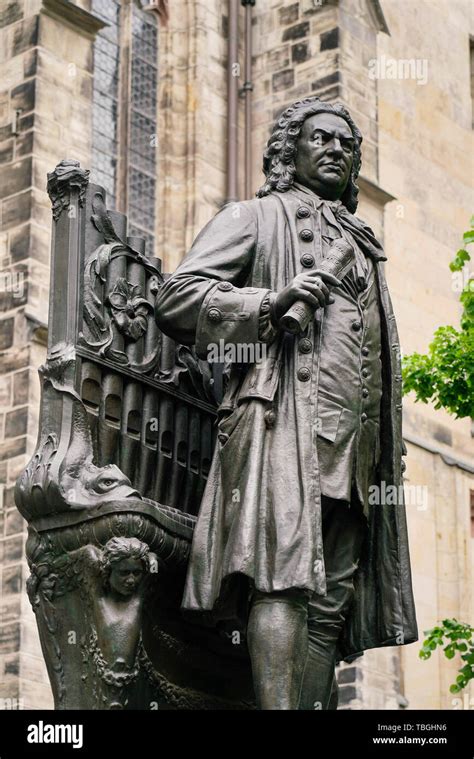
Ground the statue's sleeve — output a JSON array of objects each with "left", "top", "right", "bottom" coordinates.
[{"left": 155, "top": 202, "right": 276, "bottom": 358}]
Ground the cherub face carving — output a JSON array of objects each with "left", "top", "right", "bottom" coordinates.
[{"left": 108, "top": 557, "right": 144, "bottom": 597}]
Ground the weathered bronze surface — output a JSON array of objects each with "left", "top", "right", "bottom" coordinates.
[
  {"left": 155, "top": 97, "right": 418, "bottom": 709},
  {"left": 16, "top": 96, "right": 417, "bottom": 711},
  {"left": 15, "top": 159, "right": 254, "bottom": 710}
]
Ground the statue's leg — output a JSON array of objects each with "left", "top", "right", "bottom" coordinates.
[
  {"left": 247, "top": 588, "right": 309, "bottom": 710},
  {"left": 299, "top": 497, "right": 367, "bottom": 710},
  {"left": 328, "top": 674, "right": 339, "bottom": 709}
]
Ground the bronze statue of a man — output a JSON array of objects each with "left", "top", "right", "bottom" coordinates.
[{"left": 155, "top": 96, "right": 418, "bottom": 710}]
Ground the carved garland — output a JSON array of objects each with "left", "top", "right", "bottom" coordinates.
[{"left": 78, "top": 192, "right": 162, "bottom": 373}]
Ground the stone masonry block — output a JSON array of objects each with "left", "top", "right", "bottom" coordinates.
[{"left": 282, "top": 21, "right": 309, "bottom": 41}]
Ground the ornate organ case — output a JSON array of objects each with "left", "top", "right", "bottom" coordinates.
[{"left": 15, "top": 161, "right": 254, "bottom": 710}]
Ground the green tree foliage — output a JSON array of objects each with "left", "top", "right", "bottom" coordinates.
[
  {"left": 420, "top": 619, "right": 474, "bottom": 694},
  {"left": 402, "top": 218, "right": 474, "bottom": 418},
  {"left": 405, "top": 220, "right": 474, "bottom": 692}
]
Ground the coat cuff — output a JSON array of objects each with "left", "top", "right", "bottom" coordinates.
[
  {"left": 258, "top": 291, "right": 279, "bottom": 344},
  {"left": 195, "top": 282, "right": 272, "bottom": 359}
]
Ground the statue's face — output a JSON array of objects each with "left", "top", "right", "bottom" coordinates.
[
  {"left": 109, "top": 558, "right": 144, "bottom": 597},
  {"left": 294, "top": 112, "right": 355, "bottom": 200}
]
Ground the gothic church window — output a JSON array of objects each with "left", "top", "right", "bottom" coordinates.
[{"left": 91, "top": 0, "right": 158, "bottom": 252}]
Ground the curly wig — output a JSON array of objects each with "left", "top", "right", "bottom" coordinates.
[{"left": 256, "top": 97, "right": 363, "bottom": 213}]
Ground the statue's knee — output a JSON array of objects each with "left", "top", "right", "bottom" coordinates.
[
  {"left": 249, "top": 587, "right": 309, "bottom": 626},
  {"left": 307, "top": 608, "right": 344, "bottom": 650},
  {"left": 307, "top": 581, "right": 356, "bottom": 645}
]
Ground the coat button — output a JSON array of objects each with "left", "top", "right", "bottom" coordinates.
[
  {"left": 217, "top": 281, "right": 233, "bottom": 291},
  {"left": 264, "top": 409, "right": 276, "bottom": 428},
  {"left": 300, "top": 253, "right": 315, "bottom": 268},
  {"left": 362, "top": 388, "right": 369, "bottom": 398},
  {"left": 296, "top": 206, "right": 311, "bottom": 219},
  {"left": 208, "top": 308, "right": 222, "bottom": 322},
  {"left": 351, "top": 320, "right": 362, "bottom": 332},
  {"left": 298, "top": 338, "right": 312, "bottom": 354},
  {"left": 361, "top": 412, "right": 368, "bottom": 422},
  {"left": 361, "top": 368, "right": 368, "bottom": 378},
  {"left": 297, "top": 367, "right": 311, "bottom": 382},
  {"left": 361, "top": 346, "right": 369, "bottom": 356},
  {"left": 300, "top": 229, "right": 314, "bottom": 242}
]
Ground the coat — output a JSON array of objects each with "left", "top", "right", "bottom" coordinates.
[{"left": 155, "top": 186, "right": 418, "bottom": 661}]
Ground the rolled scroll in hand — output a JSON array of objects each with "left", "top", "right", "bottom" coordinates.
[{"left": 279, "top": 238, "right": 356, "bottom": 335}]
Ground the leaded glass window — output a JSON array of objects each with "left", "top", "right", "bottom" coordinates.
[
  {"left": 90, "top": 0, "right": 158, "bottom": 252},
  {"left": 91, "top": 0, "right": 120, "bottom": 209},
  {"left": 127, "top": 4, "right": 158, "bottom": 252}
]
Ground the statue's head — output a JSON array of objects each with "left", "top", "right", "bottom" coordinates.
[
  {"left": 101, "top": 537, "right": 150, "bottom": 597},
  {"left": 257, "top": 97, "right": 362, "bottom": 213}
]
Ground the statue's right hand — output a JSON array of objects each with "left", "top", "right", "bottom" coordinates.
[{"left": 273, "top": 271, "right": 335, "bottom": 322}]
